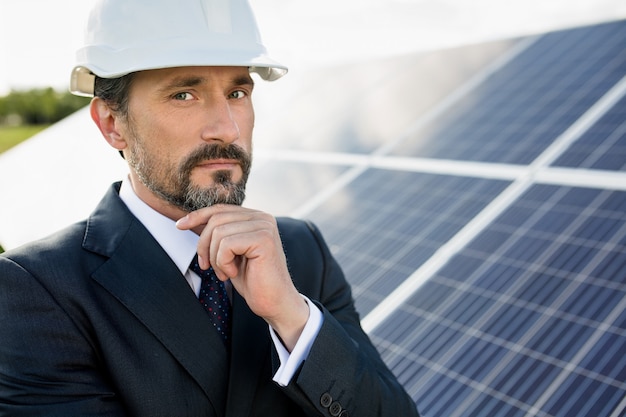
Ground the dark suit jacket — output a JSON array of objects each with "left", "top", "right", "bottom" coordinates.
[{"left": 0, "top": 183, "right": 418, "bottom": 417}]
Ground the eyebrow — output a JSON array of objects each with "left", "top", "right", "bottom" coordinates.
[
  {"left": 156, "top": 76, "right": 204, "bottom": 95},
  {"left": 233, "top": 74, "right": 255, "bottom": 87},
  {"left": 157, "top": 74, "right": 254, "bottom": 95}
]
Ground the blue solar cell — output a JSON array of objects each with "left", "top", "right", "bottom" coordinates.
[
  {"left": 419, "top": 373, "right": 475, "bottom": 416},
  {"left": 526, "top": 318, "right": 596, "bottom": 361},
  {"left": 542, "top": 242, "right": 601, "bottom": 273},
  {"left": 386, "top": 355, "right": 425, "bottom": 400},
  {"left": 403, "top": 280, "right": 455, "bottom": 313},
  {"left": 465, "top": 228, "right": 512, "bottom": 253},
  {"left": 436, "top": 252, "right": 484, "bottom": 281},
  {"left": 408, "top": 323, "right": 466, "bottom": 363},
  {"left": 445, "top": 291, "right": 494, "bottom": 325},
  {"left": 579, "top": 331, "right": 626, "bottom": 381},
  {"left": 492, "top": 356, "right": 561, "bottom": 404},
  {"left": 599, "top": 185, "right": 626, "bottom": 211},
  {"left": 513, "top": 272, "right": 571, "bottom": 307},
  {"left": 501, "top": 234, "right": 555, "bottom": 263},
  {"left": 481, "top": 304, "right": 543, "bottom": 342},
  {"left": 467, "top": 393, "right": 528, "bottom": 417},
  {"left": 554, "top": 94, "right": 626, "bottom": 171},
  {"left": 572, "top": 213, "right": 626, "bottom": 242},
  {"left": 615, "top": 305, "right": 626, "bottom": 331},
  {"left": 560, "top": 282, "right": 625, "bottom": 322},
  {"left": 472, "top": 262, "right": 528, "bottom": 293},
  {"left": 445, "top": 337, "right": 508, "bottom": 382},
  {"left": 589, "top": 249, "right": 626, "bottom": 284},
  {"left": 544, "top": 373, "right": 626, "bottom": 417},
  {"left": 558, "top": 186, "right": 604, "bottom": 208},
  {"left": 528, "top": 209, "right": 580, "bottom": 234},
  {"left": 375, "top": 310, "right": 422, "bottom": 346}
]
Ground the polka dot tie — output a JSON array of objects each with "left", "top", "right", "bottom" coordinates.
[{"left": 190, "top": 255, "right": 231, "bottom": 345}]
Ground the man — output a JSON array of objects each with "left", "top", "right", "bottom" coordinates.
[{"left": 0, "top": 0, "right": 419, "bottom": 416}]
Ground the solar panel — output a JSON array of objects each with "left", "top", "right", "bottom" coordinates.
[
  {"left": 368, "top": 185, "right": 626, "bottom": 416},
  {"left": 307, "top": 170, "right": 510, "bottom": 315},
  {"left": 245, "top": 18, "right": 626, "bottom": 416},
  {"left": 388, "top": 20, "right": 626, "bottom": 164}
]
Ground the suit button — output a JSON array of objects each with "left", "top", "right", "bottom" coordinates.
[
  {"left": 320, "top": 393, "right": 333, "bottom": 408},
  {"left": 339, "top": 411, "right": 349, "bottom": 417},
  {"left": 329, "top": 401, "right": 342, "bottom": 416}
]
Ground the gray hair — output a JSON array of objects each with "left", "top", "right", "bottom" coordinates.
[{"left": 93, "top": 73, "right": 135, "bottom": 119}]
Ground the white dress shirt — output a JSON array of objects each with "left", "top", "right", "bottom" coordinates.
[{"left": 118, "top": 179, "right": 323, "bottom": 386}]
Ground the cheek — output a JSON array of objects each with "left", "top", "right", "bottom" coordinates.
[
  {"left": 136, "top": 115, "right": 186, "bottom": 155},
  {"left": 126, "top": 126, "right": 178, "bottom": 170}
]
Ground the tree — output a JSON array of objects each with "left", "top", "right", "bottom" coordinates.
[{"left": 0, "top": 88, "right": 90, "bottom": 126}]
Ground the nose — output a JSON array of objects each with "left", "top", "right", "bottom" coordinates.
[{"left": 200, "top": 97, "right": 240, "bottom": 144}]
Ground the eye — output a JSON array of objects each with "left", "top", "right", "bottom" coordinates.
[
  {"left": 172, "top": 92, "right": 193, "bottom": 101},
  {"left": 229, "top": 90, "right": 247, "bottom": 99}
]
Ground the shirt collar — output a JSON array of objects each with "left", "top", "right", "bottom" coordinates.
[{"left": 119, "top": 178, "right": 198, "bottom": 275}]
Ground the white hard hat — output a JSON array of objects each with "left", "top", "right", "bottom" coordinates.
[{"left": 70, "top": 0, "right": 287, "bottom": 96}]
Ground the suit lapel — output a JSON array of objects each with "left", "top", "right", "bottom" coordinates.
[
  {"left": 226, "top": 291, "right": 272, "bottom": 417},
  {"left": 85, "top": 184, "right": 230, "bottom": 414}
]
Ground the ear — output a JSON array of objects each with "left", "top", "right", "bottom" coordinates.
[{"left": 90, "top": 97, "right": 128, "bottom": 151}]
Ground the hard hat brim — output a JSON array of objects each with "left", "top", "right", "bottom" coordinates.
[{"left": 70, "top": 60, "right": 287, "bottom": 97}]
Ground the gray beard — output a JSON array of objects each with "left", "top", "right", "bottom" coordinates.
[
  {"left": 128, "top": 142, "right": 251, "bottom": 212},
  {"left": 177, "top": 170, "right": 247, "bottom": 211}
]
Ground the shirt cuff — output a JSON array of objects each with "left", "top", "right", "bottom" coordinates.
[{"left": 270, "top": 294, "right": 324, "bottom": 387}]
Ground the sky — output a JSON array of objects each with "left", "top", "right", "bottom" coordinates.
[{"left": 1, "top": 0, "right": 625, "bottom": 95}]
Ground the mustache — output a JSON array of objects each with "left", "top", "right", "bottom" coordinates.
[{"left": 179, "top": 143, "right": 252, "bottom": 175}]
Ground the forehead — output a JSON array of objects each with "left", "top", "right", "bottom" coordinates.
[{"left": 131, "top": 66, "right": 254, "bottom": 93}]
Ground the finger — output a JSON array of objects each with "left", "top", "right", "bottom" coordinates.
[
  {"left": 175, "top": 206, "right": 215, "bottom": 230},
  {"left": 178, "top": 206, "right": 253, "bottom": 269},
  {"left": 181, "top": 206, "right": 275, "bottom": 273},
  {"left": 177, "top": 205, "right": 261, "bottom": 236},
  {"left": 209, "top": 220, "right": 271, "bottom": 277},
  {"left": 196, "top": 228, "right": 214, "bottom": 271}
]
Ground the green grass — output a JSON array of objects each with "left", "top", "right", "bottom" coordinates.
[{"left": 0, "top": 125, "right": 49, "bottom": 154}]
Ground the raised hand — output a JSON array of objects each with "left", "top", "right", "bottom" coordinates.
[{"left": 176, "top": 205, "right": 309, "bottom": 351}]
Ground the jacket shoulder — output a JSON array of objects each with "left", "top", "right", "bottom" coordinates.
[
  {"left": 2, "top": 220, "right": 88, "bottom": 262},
  {"left": 0, "top": 220, "right": 98, "bottom": 289}
]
